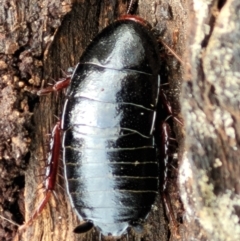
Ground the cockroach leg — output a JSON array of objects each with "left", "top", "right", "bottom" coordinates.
[
  {"left": 19, "top": 121, "right": 61, "bottom": 231},
  {"left": 160, "top": 122, "right": 180, "bottom": 237},
  {"left": 37, "top": 76, "right": 71, "bottom": 95},
  {"left": 160, "top": 91, "right": 183, "bottom": 126},
  {"left": 162, "top": 192, "right": 180, "bottom": 237},
  {"left": 38, "top": 66, "right": 74, "bottom": 95},
  {"left": 159, "top": 38, "right": 184, "bottom": 66}
]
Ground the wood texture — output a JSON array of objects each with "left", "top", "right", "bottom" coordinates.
[
  {"left": 1, "top": 0, "right": 188, "bottom": 240},
  {"left": 21, "top": 1, "right": 187, "bottom": 241},
  {"left": 180, "top": 0, "right": 240, "bottom": 240}
]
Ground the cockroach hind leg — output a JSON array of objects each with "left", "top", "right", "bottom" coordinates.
[
  {"left": 18, "top": 190, "right": 52, "bottom": 232},
  {"left": 160, "top": 122, "right": 180, "bottom": 238},
  {"left": 73, "top": 221, "right": 94, "bottom": 233},
  {"left": 162, "top": 192, "right": 180, "bottom": 238}
]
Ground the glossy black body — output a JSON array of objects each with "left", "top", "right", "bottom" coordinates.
[{"left": 61, "top": 19, "right": 160, "bottom": 236}]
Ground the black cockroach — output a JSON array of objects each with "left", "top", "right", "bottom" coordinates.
[
  {"left": 19, "top": 10, "right": 180, "bottom": 239},
  {"left": 62, "top": 15, "right": 160, "bottom": 237}
]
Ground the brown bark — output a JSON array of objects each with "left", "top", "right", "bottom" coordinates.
[
  {"left": 0, "top": 0, "right": 188, "bottom": 241},
  {"left": 0, "top": 0, "right": 70, "bottom": 240}
]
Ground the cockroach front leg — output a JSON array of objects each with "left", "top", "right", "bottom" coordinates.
[
  {"left": 37, "top": 76, "right": 71, "bottom": 95},
  {"left": 37, "top": 66, "right": 75, "bottom": 95},
  {"left": 19, "top": 121, "right": 61, "bottom": 231}
]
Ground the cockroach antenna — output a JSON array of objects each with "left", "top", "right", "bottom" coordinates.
[{"left": 158, "top": 38, "right": 184, "bottom": 66}]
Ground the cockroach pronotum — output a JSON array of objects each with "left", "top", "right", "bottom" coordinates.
[{"left": 19, "top": 2, "right": 181, "bottom": 238}]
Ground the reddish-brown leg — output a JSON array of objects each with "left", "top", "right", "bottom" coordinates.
[
  {"left": 20, "top": 66, "right": 73, "bottom": 230},
  {"left": 160, "top": 122, "right": 180, "bottom": 237},
  {"left": 19, "top": 121, "right": 61, "bottom": 231},
  {"left": 37, "top": 76, "right": 71, "bottom": 95},
  {"left": 160, "top": 91, "right": 183, "bottom": 126}
]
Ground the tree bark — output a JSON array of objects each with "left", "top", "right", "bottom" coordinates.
[
  {"left": 0, "top": 0, "right": 188, "bottom": 241},
  {"left": 180, "top": 0, "right": 240, "bottom": 240},
  {"left": 0, "top": 0, "right": 71, "bottom": 240}
]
